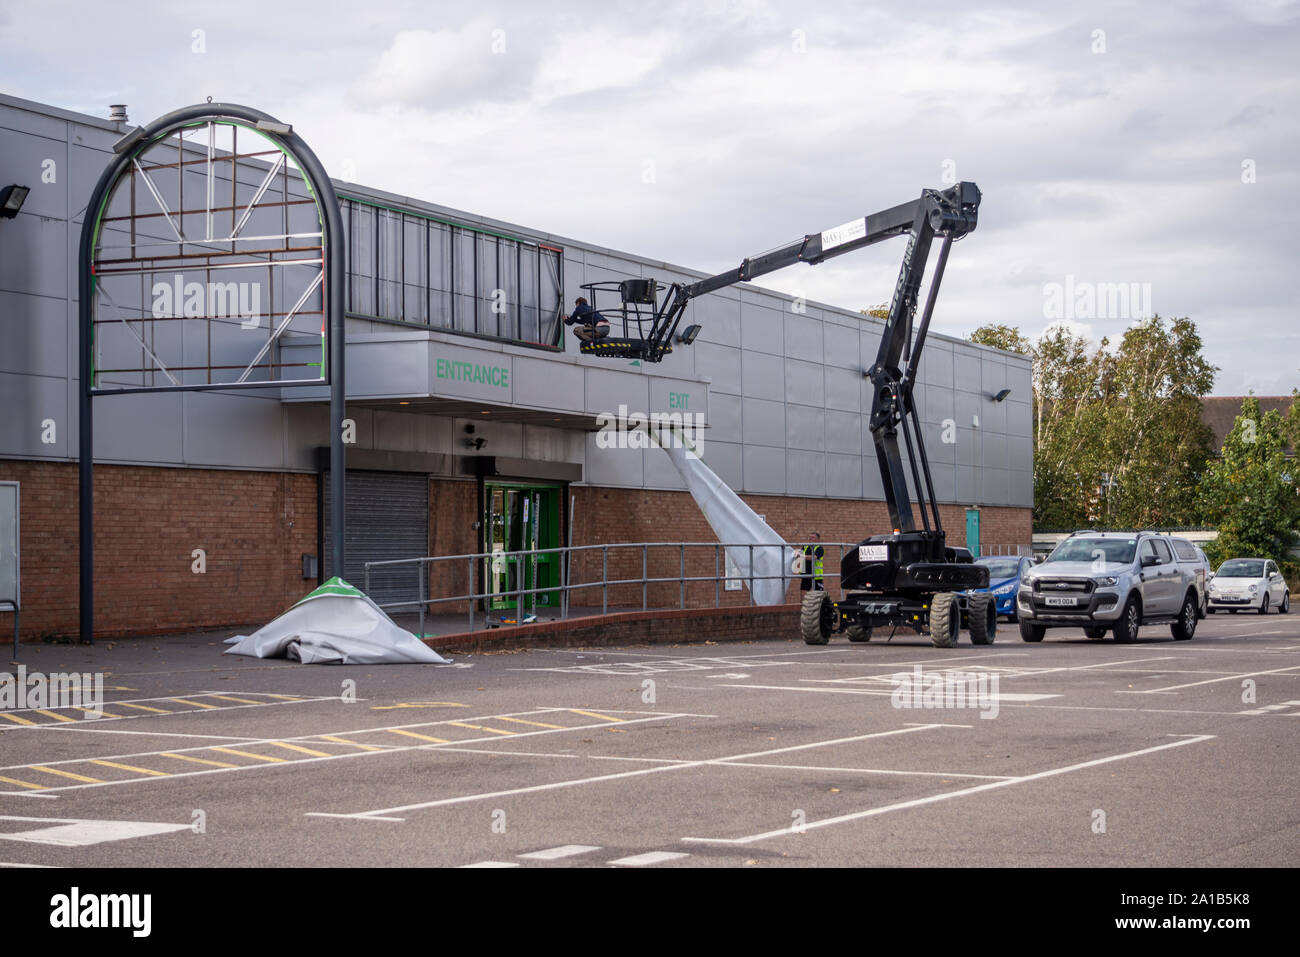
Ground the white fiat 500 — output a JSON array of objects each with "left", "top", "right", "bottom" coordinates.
[{"left": 1206, "top": 558, "right": 1291, "bottom": 614}]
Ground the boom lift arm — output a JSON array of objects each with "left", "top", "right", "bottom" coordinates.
[
  {"left": 583, "top": 182, "right": 980, "bottom": 550},
  {"left": 581, "top": 182, "right": 992, "bottom": 648}
]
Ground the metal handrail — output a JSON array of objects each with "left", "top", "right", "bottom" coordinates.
[{"left": 363, "top": 540, "right": 862, "bottom": 636}]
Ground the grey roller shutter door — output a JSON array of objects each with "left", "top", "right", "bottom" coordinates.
[{"left": 322, "top": 470, "right": 429, "bottom": 606}]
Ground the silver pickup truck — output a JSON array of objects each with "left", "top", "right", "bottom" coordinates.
[{"left": 1016, "top": 531, "right": 1207, "bottom": 643}]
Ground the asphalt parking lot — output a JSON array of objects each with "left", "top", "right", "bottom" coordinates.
[{"left": 1, "top": 611, "right": 1297, "bottom": 869}]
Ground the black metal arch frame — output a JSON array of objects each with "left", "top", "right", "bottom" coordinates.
[{"left": 77, "top": 102, "right": 347, "bottom": 643}]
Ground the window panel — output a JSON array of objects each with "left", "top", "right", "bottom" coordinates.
[
  {"left": 519, "top": 245, "right": 539, "bottom": 344},
  {"left": 347, "top": 202, "right": 374, "bottom": 316},
  {"left": 343, "top": 198, "right": 562, "bottom": 347},
  {"left": 476, "top": 233, "right": 500, "bottom": 338},
  {"left": 454, "top": 228, "right": 476, "bottom": 334},
  {"left": 428, "top": 221, "right": 452, "bottom": 328},
  {"left": 403, "top": 217, "right": 427, "bottom": 324},
  {"left": 496, "top": 239, "right": 519, "bottom": 340},
  {"left": 540, "top": 248, "right": 563, "bottom": 345},
  {"left": 377, "top": 209, "right": 403, "bottom": 320}
]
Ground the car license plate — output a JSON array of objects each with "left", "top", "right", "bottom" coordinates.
[
  {"left": 858, "top": 545, "right": 888, "bottom": 562},
  {"left": 1045, "top": 596, "right": 1076, "bottom": 607}
]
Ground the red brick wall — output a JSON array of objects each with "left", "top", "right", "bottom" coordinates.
[
  {"left": 0, "top": 458, "right": 1031, "bottom": 640},
  {"left": 427, "top": 603, "right": 801, "bottom": 654},
  {"left": 0, "top": 460, "right": 317, "bottom": 641},
  {"left": 425, "top": 478, "right": 478, "bottom": 614}
]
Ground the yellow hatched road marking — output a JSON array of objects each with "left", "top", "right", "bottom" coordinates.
[
  {"left": 447, "top": 721, "right": 516, "bottom": 736},
  {"left": 268, "top": 741, "right": 331, "bottom": 758},
  {"left": 209, "top": 748, "right": 287, "bottom": 764},
  {"left": 495, "top": 715, "right": 566, "bottom": 730},
  {"left": 318, "top": 736, "right": 386, "bottom": 752},
  {"left": 569, "top": 709, "right": 624, "bottom": 723},
  {"left": 371, "top": 701, "right": 469, "bottom": 710},
  {"left": 171, "top": 698, "right": 219, "bottom": 710},
  {"left": 34, "top": 710, "right": 77, "bottom": 723},
  {"left": 0, "top": 712, "right": 36, "bottom": 725},
  {"left": 30, "top": 765, "right": 103, "bottom": 783},
  {"left": 0, "top": 775, "right": 48, "bottom": 790},
  {"left": 118, "top": 703, "right": 171, "bottom": 714},
  {"left": 386, "top": 729, "right": 450, "bottom": 744},
  {"left": 77, "top": 708, "right": 124, "bottom": 718},
  {"left": 91, "top": 760, "right": 170, "bottom": 777},
  {"left": 161, "top": 753, "right": 238, "bottom": 769},
  {"left": 205, "top": 695, "right": 261, "bottom": 705}
]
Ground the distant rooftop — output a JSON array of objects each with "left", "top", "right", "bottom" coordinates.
[{"left": 1200, "top": 395, "right": 1294, "bottom": 454}]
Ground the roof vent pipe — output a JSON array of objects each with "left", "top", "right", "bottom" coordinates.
[{"left": 108, "top": 104, "right": 128, "bottom": 123}]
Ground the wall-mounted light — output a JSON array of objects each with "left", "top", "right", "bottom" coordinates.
[
  {"left": 675, "top": 324, "right": 702, "bottom": 345},
  {"left": 991, "top": 388, "right": 1012, "bottom": 402},
  {"left": 0, "top": 185, "right": 30, "bottom": 220}
]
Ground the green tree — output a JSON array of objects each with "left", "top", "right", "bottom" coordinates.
[
  {"left": 1200, "top": 396, "right": 1300, "bottom": 565},
  {"left": 1027, "top": 325, "right": 1109, "bottom": 528},
  {"left": 1095, "top": 317, "right": 1216, "bottom": 527},
  {"left": 969, "top": 323, "right": 1032, "bottom": 355},
  {"left": 965, "top": 316, "right": 1216, "bottom": 529}
]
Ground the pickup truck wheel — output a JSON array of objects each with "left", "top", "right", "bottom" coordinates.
[
  {"left": 1084, "top": 626, "right": 1108, "bottom": 640},
  {"left": 1113, "top": 596, "right": 1141, "bottom": 643},
  {"left": 1018, "top": 619, "right": 1045, "bottom": 642},
  {"left": 800, "top": 590, "right": 833, "bottom": 645},
  {"left": 968, "top": 595, "right": 996, "bottom": 645},
  {"left": 846, "top": 624, "right": 872, "bottom": 643},
  {"left": 1258, "top": 594, "right": 1270, "bottom": 615},
  {"left": 929, "top": 592, "right": 960, "bottom": 648},
  {"left": 1171, "top": 592, "right": 1198, "bottom": 641}
]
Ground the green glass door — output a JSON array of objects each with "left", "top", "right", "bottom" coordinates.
[{"left": 485, "top": 482, "right": 560, "bottom": 613}]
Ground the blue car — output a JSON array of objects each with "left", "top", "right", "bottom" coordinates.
[{"left": 971, "top": 555, "right": 1033, "bottom": 620}]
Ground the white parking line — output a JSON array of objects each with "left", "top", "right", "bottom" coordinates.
[
  {"left": 0, "top": 816, "right": 192, "bottom": 846},
  {"left": 610, "top": 851, "right": 689, "bottom": 866},
  {"left": 308, "top": 724, "right": 964, "bottom": 821},
  {"left": 681, "top": 734, "right": 1215, "bottom": 846},
  {"left": 519, "top": 845, "right": 601, "bottom": 861},
  {"left": 727, "top": 684, "right": 1060, "bottom": 702},
  {"left": 1130, "top": 664, "right": 1300, "bottom": 694},
  {"left": 458, "top": 861, "right": 520, "bottom": 868},
  {"left": 719, "top": 761, "right": 1014, "bottom": 780}
]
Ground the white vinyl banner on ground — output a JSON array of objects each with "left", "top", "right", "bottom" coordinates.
[
  {"left": 225, "top": 578, "right": 449, "bottom": 664},
  {"left": 648, "top": 426, "right": 790, "bottom": 605}
]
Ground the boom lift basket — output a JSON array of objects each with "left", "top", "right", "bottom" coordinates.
[{"left": 576, "top": 278, "right": 671, "bottom": 360}]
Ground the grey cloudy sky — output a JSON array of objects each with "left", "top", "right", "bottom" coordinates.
[{"left": 3, "top": 0, "right": 1296, "bottom": 395}]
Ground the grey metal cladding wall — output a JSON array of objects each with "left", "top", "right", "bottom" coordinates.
[{"left": 0, "top": 95, "right": 1033, "bottom": 510}]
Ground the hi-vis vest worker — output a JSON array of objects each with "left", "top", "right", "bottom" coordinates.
[{"left": 800, "top": 533, "right": 825, "bottom": 592}]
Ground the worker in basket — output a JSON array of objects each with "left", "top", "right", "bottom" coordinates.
[{"left": 565, "top": 296, "right": 610, "bottom": 342}]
